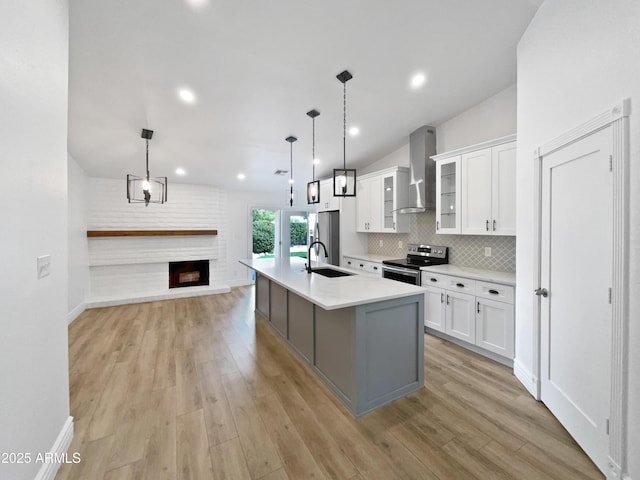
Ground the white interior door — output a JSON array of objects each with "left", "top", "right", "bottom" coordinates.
[{"left": 540, "top": 126, "right": 612, "bottom": 474}]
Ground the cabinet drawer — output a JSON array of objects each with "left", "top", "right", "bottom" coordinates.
[
  {"left": 343, "top": 257, "right": 358, "bottom": 270},
  {"left": 475, "top": 281, "right": 514, "bottom": 304},
  {"left": 443, "top": 275, "right": 476, "bottom": 294},
  {"left": 421, "top": 272, "right": 449, "bottom": 286},
  {"left": 367, "top": 262, "right": 382, "bottom": 276}
]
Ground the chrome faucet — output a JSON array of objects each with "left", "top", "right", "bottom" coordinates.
[{"left": 306, "top": 241, "right": 329, "bottom": 273}]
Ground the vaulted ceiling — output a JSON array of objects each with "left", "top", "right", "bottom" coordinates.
[{"left": 68, "top": 0, "right": 540, "bottom": 193}]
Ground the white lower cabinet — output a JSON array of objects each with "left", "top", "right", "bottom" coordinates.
[
  {"left": 445, "top": 290, "right": 476, "bottom": 343},
  {"left": 343, "top": 256, "right": 382, "bottom": 276},
  {"left": 422, "top": 271, "right": 514, "bottom": 361},
  {"left": 476, "top": 297, "right": 514, "bottom": 358},
  {"left": 424, "top": 287, "right": 445, "bottom": 331}
]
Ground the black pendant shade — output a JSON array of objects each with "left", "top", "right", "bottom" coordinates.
[
  {"left": 333, "top": 70, "right": 356, "bottom": 197},
  {"left": 126, "top": 129, "right": 167, "bottom": 206},
  {"left": 306, "top": 109, "right": 320, "bottom": 205}
]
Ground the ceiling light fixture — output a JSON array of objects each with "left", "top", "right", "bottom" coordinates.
[
  {"left": 333, "top": 70, "right": 356, "bottom": 197},
  {"left": 176, "top": 167, "right": 186, "bottom": 175},
  {"left": 237, "top": 173, "right": 245, "bottom": 180},
  {"left": 286, "top": 136, "right": 297, "bottom": 206},
  {"left": 126, "top": 129, "right": 167, "bottom": 207},
  {"left": 349, "top": 126, "right": 360, "bottom": 136},
  {"left": 178, "top": 88, "right": 196, "bottom": 104},
  {"left": 411, "top": 73, "right": 426, "bottom": 89},
  {"left": 306, "top": 109, "right": 320, "bottom": 205}
]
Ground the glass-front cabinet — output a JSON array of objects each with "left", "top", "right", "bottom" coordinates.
[
  {"left": 383, "top": 174, "right": 395, "bottom": 230},
  {"left": 435, "top": 155, "right": 461, "bottom": 234}
]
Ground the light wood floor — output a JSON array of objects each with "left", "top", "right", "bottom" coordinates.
[{"left": 56, "top": 286, "right": 603, "bottom": 480}]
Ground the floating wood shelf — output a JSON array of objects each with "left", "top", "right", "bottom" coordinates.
[{"left": 87, "top": 229, "right": 218, "bottom": 238}]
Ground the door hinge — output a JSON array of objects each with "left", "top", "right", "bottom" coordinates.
[
  {"left": 609, "top": 155, "right": 613, "bottom": 172},
  {"left": 608, "top": 287, "right": 612, "bottom": 304},
  {"left": 606, "top": 418, "right": 610, "bottom": 435}
]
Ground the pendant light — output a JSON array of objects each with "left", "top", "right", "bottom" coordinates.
[
  {"left": 126, "top": 129, "right": 167, "bottom": 206},
  {"left": 333, "top": 70, "right": 356, "bottom": 197},
  {"left": 286, "top": 136, "right": 297, "bottom": 206},
  {"left": 306, "top": 109, "right": 320, "bottom": 204}
]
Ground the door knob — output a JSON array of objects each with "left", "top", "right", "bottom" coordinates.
[{"left": 534, "top": 288, "right": 548, "bottom": 298}]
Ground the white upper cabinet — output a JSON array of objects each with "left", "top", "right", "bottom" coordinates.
[
  {"left": 317, "top": 178, "right": 341, "bottom": 212},
  {"left": 433, "top": 135, "right": 516, "bottom": 236},
  {"left": 490, "top": 142, "right": 517, "bottom": 235},
  {"left": 356, "top": 167, "right": 409, "bottom": 233}
]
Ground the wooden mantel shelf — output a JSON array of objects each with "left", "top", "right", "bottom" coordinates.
[{"left": 87, "top": 229, "right": 218, "bottom": 238}]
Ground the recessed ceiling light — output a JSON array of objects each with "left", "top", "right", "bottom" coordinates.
[
  {"left": 175, "top": 168, "right": 186, "bottom": 175},
  {"left": 237, "top": 173, "right": 245, "bottom": 180},
  {"left": 185, "top": 0, "right": 209, "bottom": 8},
  {"left": 313, "top": 158, "right": 320, "bottom": 165},
  {"left": 349, "top": 126, "right": 360, "bottom": 136},
  {"left": 288, "top": 179, "right": 295, "bottom": 184},
  {"left": 411, "top": 73, "right": 427, "bottom": 89},
  {"left": 178, "top": 88, "right": 196, "bottom": 104}
]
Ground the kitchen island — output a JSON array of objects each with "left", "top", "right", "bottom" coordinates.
[{"left": 240, "top": 257, "right": 425, "bottom": 416}]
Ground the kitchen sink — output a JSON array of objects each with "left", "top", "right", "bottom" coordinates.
[{"left": 311, "top": 267, "right": 354, "bottom": 278}]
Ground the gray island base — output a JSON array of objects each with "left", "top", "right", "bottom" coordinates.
[{"left": 243, "top": 258, "right": 425, "bottom": 417}]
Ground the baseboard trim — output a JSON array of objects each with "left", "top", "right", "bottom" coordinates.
[
  {"left": 513, "top": 358, "right": 540, "bottom": 399},
  {"left": 85, "top": 284, "right": 231, "bottom": 308},
  {"left": 34, "top": 416, "right": 74, "bottom": 480},
  {"left": 425, "top": 328, "right": 512, "bottom": 368},
  {"left": 66, "top": 303, "right": 86, "bottom": 325},
  {"left": 228, "top": 279, "right": 253, "bottom": 288}
]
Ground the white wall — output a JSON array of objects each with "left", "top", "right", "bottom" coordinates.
[
  {"left": 516, "top": 1, "right": 640, "bottom": 477},
  {"left": 358, "top": 84, "right": 517, "bottom": 177},
  {"left": 436, "top": 83, "right": 517, "bottom": 153},
  {"left": 226, "top": 190, "right": 307, "bottom": 286},
  {"left": 359, "top": 143, "right": 410, "bottom": 175},
  {"left": 0, "top": 1, "right": 71, "bottom": 479},
  {"left": 86, "top": 178, "right": 228, "bottom": 304},
  {"left": 67, "top": 154, "right": 88, "bottom": 322}
]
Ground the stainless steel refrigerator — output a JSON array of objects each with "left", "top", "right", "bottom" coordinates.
[{"left": 311, "top": 211, "right": 340, "bottom": 266}]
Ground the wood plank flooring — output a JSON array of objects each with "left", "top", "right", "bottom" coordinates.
[{"left": 56, "top": 287, "right": 603, "bottom": 480}]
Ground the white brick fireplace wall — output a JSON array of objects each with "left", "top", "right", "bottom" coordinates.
[{"left": 86, "top": 178, "right": 230, "bottom": 306}]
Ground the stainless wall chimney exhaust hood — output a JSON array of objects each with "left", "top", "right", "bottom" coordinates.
[{"left": 397, "top": 126, "right": 436, "bottom": 213}]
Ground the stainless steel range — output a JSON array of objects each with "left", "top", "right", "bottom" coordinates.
[{"left": 381, "top": 244, "right": 448, "bottom": 286}]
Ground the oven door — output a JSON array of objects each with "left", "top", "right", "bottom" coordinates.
[{"left": 381, "top": 265, "right": 421, "bottom": 286}]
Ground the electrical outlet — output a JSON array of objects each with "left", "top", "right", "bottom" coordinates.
[
  {"left": 37, "top": 255, "right": 51, "bottom": 279},
  {"left": 484, "top": 247, "right": 492, "bottom": 257},
  {"left": 398, "top": 240, "right": 403, "bottom": 249},
  {"left": 379, "top": 239, "right": 383, "bottom": 247}
]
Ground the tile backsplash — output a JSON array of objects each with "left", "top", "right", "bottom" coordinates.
[{"left": 368, "top": 212, "right": 516, "bottom": 272}]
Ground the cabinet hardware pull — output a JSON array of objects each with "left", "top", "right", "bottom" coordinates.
[
  {"left": 489, "top": 289, "right": 499, "bottom": 295},
  {"left": 456, "top": 283, "right": 465, "bottom": 288},
  {"left": 373, "top": 266, "right": 378, "bottom": 270},
  {"left": 430, "top": 278, "right": 437, "bottom": 282},
  {"left": 477, "top": 301, "right": 480, "bottom": 314},
  {"left": 486, "top": 220, "right": 489, "bottom": 231},
  {"left": 446, "top": 295, "right": 450, "bottom": 305},
  {"left": 347, "top": 261, "right": 351, "bottom": 265},
  {"left": 440, "top": 293, "right": 444, "bottom": 303},
  {"left": 493, "top": 219, "right": 496, "bottom": 231},
  {"left": 436, "top": 221, "right": 439, "bottom": 230},
  {"left": 359, "top": 264, "right": 364, "bottom": 268}
]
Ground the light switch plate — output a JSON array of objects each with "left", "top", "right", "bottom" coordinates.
[
  {"left": 37, "top": 255, "right": 51, "bottom": 279},
  {"left": 398, "top": 240, "right": 403, "bottom": 249},
  {"left": 379, "top": 240, "right": 383, "bottom": 247},
  {"left": 484, "top": 247, "right": 492, "bottom": 257}
]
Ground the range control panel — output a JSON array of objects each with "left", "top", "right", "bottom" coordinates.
[{"left": 407, "top": 244, "right": 448, "bottom": 259}]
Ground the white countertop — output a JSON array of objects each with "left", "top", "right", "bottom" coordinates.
[
  {"left": 240, "top": 257, "right": 425, "bottom": 310},
  {"left": 342, "top": 252, "right": 398, "bottom": 263},
  {"left": 420, "top": 264, "right": 516, "bottom": 286}
]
